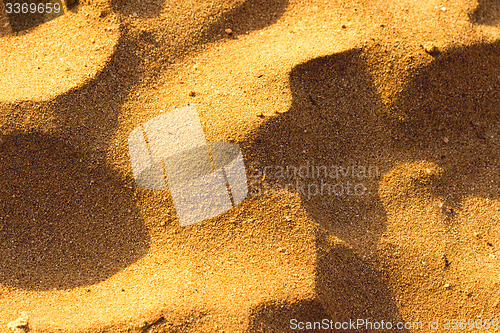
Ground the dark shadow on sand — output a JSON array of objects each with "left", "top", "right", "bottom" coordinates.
[
  {"left": 110, "top": 0, "right": 289, "bottom": 32},
  {"left": 111, "top": 0, "right": 163, "bottom": 18},
  {"left": 244, "top": 50, "right": 390, "bottom": 245},
  {"left": 388, "top": 40, "right": 500, "bottom": 204},
  {"left": 0, "top": 132, "right": 150, "bottom": 290},
  {"left": 245, "top": 50, "right": 406, "bottom": 332},
  {"left": 469, "top": 0, "right": 499, "bottom": 26},
  {"left": 202, "top": 0, "right": 289, "bottom": 38},
  {"left": 246, "top": 41, "right": 499, "bottom": 331},
  {"left": 0, "top": 7, "right": 155, "bottom": 292}
]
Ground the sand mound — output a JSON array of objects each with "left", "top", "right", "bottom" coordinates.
[{"left": 0, "top": 1, "right": 119, "bottom": 103}]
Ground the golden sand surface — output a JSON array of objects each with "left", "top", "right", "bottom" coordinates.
[{"left": 0, "top": 0, "right": 498, "bottom": 331}]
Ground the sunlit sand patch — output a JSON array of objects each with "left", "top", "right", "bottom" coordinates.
[{"left": 0, "top": 1, "right": 119, "bottom": 103}]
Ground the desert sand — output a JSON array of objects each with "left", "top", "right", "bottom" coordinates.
[{"left": 0, "top": 0, "right": 498, "bottom": 332}]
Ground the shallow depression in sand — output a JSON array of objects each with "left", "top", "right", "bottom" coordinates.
[{"left": 0, "top": 132, "right": 150, "bottom": 290}]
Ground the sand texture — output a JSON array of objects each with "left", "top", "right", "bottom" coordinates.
[{"left": 0, "top": 0, "right": 499, "bottom": 332}]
